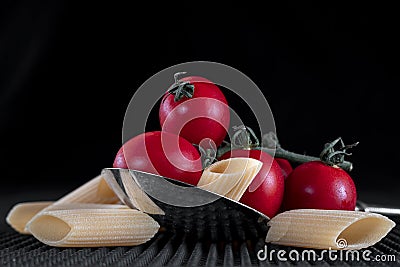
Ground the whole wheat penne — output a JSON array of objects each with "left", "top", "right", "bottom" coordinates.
[
  {"left": 266, "top": 209, "right": 396, "bottom": 250},
  {"left": 198, "top": 158, "right": 262, "bottom": 201},
  {"left": 6, "top": 201, "right": 53, "bottom": 234},
  {"left": 26, "top": 208, "right": 159, "bottom": 247}
]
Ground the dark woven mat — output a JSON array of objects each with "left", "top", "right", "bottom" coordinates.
[{"left": 1, "top": 217, "right": 399, "bottom": 266}]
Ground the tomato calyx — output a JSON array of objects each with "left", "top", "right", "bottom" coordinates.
[
  {"left": 319, "top": 137, "right": 359, "bottom": 167},
  {"left": 194, "top": 139, "right": 218, "bottom": 169},
  {"left": 231, "top": 125, "right": 260, "bottom": 149},
  {"left": 167, "top": 72, "right": 195, "bottom": 102},
  {"left": 216, "top": 125, "right": 261, "bottom": 159}
]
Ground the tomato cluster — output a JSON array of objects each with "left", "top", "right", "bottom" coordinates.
[
  {"left": 113, "top": 76, "right": 229, "bottom": 186},
  {"left": 113, "top": 75, "right": 357, "bottom": 218}
]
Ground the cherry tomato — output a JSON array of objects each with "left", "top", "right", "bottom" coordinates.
[
  {"left": 275, "top": 158, "right": 293, "bottom": 179},
  {"left": 283, "top": 161, "right": 357, "bottom": 211},
  {"left": 113, "top": 131, "right": 202, "bottom": 185},
  {"left": 219, "top": 149, "right": 285, "bottom": 218},
  {"left": 159, "top": 76, "right": 230, "bottom": 147}
]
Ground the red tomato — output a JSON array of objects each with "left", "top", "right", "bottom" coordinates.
[
  {"left": 113, "top": 131, "right": 202, "bottom": 185},
  {"left": 283, "top": 161, "right": 357, "bottom": 211},
  {"left": 219, "top": 149, "right": 285, "bottom": 218},
  {"left": 275, "top": 158, "right": 293, "bottom": 179},
  {"left": 159, "top": 76, "right": 230, "bottom": 147}
]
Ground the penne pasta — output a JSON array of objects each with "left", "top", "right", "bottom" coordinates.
[
  {"left": 25, "top": 175, "right": 121, "bottom": 233},
  {"left": 266, "top": 209, "right": 396, "bottom": 250},
  {"left": 197, "top": 158, "right": 262, "bottom": 201},
  {"left": 54, "top": 175, "right": 120, "bottom": 205},
  {"left": 224, "top": 164, "right": 262, "bottom": 201},
  {"left": 46, "top": 203, "right": 130, "bottom": 211},
  {"left": 7, "top": 202, "right": 129, "bottom": 235},
  {"left": 120, "top": 170, "right": 164, "bottom": 215},
  {"left": 6, "top": 201, "right": 53, "bottom": 234},
  {"left": 26, "top": 207, "right": 159, "bottom": 247}
]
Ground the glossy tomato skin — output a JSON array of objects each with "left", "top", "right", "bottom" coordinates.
[
  {"left": 219, "top": 149, "right": 285, "bottom": 218},
  {"left": 275, "top": 158, "right": 293, "bottom": 179},
  {"left": 159, "top": 76, "right": 230, "bottom": 147},
  {"left": 113, "top": 131, "right": 202, "bottom": 185},
  {"left": 283, "top": 161, "right": 357, "bottom": 211}
]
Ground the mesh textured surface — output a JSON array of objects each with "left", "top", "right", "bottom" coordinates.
[
  {"left": 149, "top": 196, "right": 269, "bottom": 242},
  {"left": 1, "top": 217, "right": 399, "bottom": 266}
]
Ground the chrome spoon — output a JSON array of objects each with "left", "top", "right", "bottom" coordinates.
[
  {"left": 101, "top": 168, "right": 270, "bottom": 241},
  {"left": 355, "top": 200, "right": 400, "bottom": 216}
]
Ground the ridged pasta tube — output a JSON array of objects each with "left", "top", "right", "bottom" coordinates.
[
  {"left": 54, "top": 175, "right": 119, "bottom": 205},
  {"left": 6, "top": 201, "right": 53, "bottom": 234},
  {"left": 197, "top": 158, "right": 262, "bottom": 201},
  {"left": 26, "top": 206, "right": 159, "bottom": 247},
  {"left": 266, "top": 209, "right": 396, "bottom": 250},
  {"left": 119, "top": 170, "right": 164, "bottom": 215}
]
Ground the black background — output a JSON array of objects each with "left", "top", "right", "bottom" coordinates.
[{"left": 1, "top": 1, "right": 399, "bottom": 217}]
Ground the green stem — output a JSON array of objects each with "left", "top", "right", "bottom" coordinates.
[
  {"left": 216, "top": 127, "right": 355, "bottom": 172},
  {"left": 216, "top": 142, "right": 233, "bottom": 159},
  {"left": 259, "top": 146, "right": 353, "bottom": 171},
  {"left": 261, "top": 132, "right": 355, "bottom": 171}
]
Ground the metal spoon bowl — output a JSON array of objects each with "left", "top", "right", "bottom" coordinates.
[{"left": 102, "top": 168, "right": 270, "bottom": 241}]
